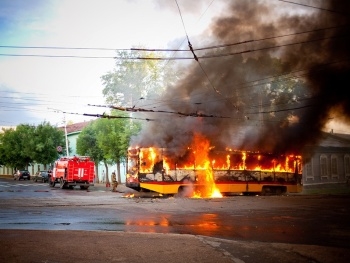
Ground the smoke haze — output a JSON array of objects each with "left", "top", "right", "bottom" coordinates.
[{"left": 132, "top": 0, "right": 350, "bottom": 155}]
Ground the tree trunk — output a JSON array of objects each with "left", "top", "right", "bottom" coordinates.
[
  {"left": 95, "top": 162, "right": 99, "bottom": 183},
  {"left": 116, "top": 162, "right": 121, "bottom": 183},
  {"left": 104, "top": 161, "right": 109, "bottom": 184}
]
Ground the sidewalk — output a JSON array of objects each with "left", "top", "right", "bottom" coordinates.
[{"left": 0, "top": 229, "right": 348, "bottom": 263}]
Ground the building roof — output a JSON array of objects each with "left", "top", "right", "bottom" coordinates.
[
  {"left": 59, "top": 121, "right": 93, "bottom": 135},
  {"left": 319, "top": 131, "right": 350, "bottom": 147}
]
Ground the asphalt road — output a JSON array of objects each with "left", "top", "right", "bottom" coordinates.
[{"left": 0, "top": 178, "right": 350, "bottom": 263}]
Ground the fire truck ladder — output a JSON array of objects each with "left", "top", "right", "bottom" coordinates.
[
  {"left": 67, "top": 165, "right": 74, "bottom": 182},
  {"left": 88, "top": 163, "right": 94, "bottom": 182}
]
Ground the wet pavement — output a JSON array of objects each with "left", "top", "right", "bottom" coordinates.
[{"left": 0, "top": 178, "right": 350, "bottom": 262}]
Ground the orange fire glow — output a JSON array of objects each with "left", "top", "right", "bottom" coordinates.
[
  {"left": 123, "top": 193, "right": 135, "bottom": 198},
  {"left": 133, "top": 133, "right": 302, "bottom": 198},
  {"left": 186, "top": 134, "right": 223, "bottom": 198}
]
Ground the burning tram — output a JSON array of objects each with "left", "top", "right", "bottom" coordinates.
[{"left": 126, "top": 147, "right": 303, "bottom": 197}]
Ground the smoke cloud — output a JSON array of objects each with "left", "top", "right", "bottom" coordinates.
[{"left": 132, "top": 0, "right": 350, "bottom": 155}]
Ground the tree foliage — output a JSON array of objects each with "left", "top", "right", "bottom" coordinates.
[
  {"left": 0, "top": 122, "right": 65, "bottom": 169},
  {"left": 76, "top": 122, "right": 104, "bottom": 182},
  {"left": 226, "top": 54, "right": 308, "bottom": 123},
  {"left": 76, "top": 112, "right": 141, "bottom": 183},
  {"left": 0, "top": 127, "right": 26, "bottom": 169},
  {"left": 32, "top": 122, "right": 66, "bottom": 166},
  {"left": 76, "top": 122, "right": 103, "bottom": 161},
  {"left": 98, "top": 49, "right": 176, "bottom": 181},
  {"left": 101, "top": 49, "right": 175, "bottom": 107}
]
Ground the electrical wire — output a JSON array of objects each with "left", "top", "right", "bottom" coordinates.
[
  {"left": 1, "top": 32, "right": 346, "bottom": 60},
  {"left": 174, "top": 0, "right": 224, "bottom": 101},
  {"left": 88, "top": 104, "right": 230, "bottom": 119},
  {"left": 1, "top": 24, "right": 347, "bottom": 53},
  {"left": 278, "top": 0, "right": 350, "bottom": 15},
  {"left": 1, "top": 54, "right": 343, "bottom": 124}
]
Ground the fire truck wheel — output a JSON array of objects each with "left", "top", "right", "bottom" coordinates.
[{"left": 80, "top": 186, "right": 89, "bottom": 190}]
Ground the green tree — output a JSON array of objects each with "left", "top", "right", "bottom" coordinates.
[
  {"left": 100, "top": 49, "right": 173, "bottom": 182},
  {"left": 76, "top": 113, "right": 141, "bottom": 184},
  {"left": 32, "top": 122, "right": 65, "bottom": 169},
  {"left": 76, "top": 122, "right": 104, "bottom": 182},
  {"left": 0, "top": 125, "right": 34, "bottom": 169},
  {"left": 0, "top": 132, "right": 4, "bottom": 167},
  {"left": 0, "top": 128, "right": 20, "bottom": 168},
  {"left": 0, "top": 123, "right": 65, "bottom": 171},
  {"left": 95, "top": 111, "right": 141, "bottom": 183},
  {"left": 101, "top": 49, "right": 174, "bottom": 107},
  {"left": 232, "top": 55, "right": 308, "bottom": 124}
]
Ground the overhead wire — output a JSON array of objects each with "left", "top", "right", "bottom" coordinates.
[
  {"left": 2, "top": 2, "right": 348, "bottom": 124},
  {"left": 1, "top": 24, "right": 347, "bottom": 53},
  {"left": 1, "top": 55, "right": 343, "bottom": 121},
  {"left": 135, "top": 57, "right": 349, "bottom": 116},
  {"left": 1, "top": 32, "right": 346, "bottom": 60},
  {"left": 88, "top": 104, "right": 230, "bottom": 119},
  {"left": 278, "top": 0, "right": 350, "bottom": 15},
  {"left": 174, "top": 0, "right": 225, "bottom": 101}
]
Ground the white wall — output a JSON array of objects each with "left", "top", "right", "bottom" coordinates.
[{"left": 96, "top": 162, "right": 127, "bottom": 183}]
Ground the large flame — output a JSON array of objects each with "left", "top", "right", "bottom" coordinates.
[
  {"left": 189, "top": 134, "right": 223, "bottom": 198},
  {"left": 132, "top": 133, "right": 302, "bottom": 198}
]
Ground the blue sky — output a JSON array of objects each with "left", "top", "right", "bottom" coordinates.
[
  {"left": 0, "top": 0, "right": 54, "bottom": 44},
  {"left": 0, "top": 0, "right": 217, "bottom": 127}
]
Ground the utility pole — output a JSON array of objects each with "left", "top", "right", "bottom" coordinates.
[
  {"left": 48, "top": 108, "right": 69, "bottom": 156},
  {"left": 63, "top": 114, "right": 69, "bottom": 156}
]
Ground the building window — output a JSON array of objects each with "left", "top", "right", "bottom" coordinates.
[
  {"left": 320, "top": 155, "right": 328, "bottom": 179},
  {"left": 331, "top": 155, "right": 338, "bottom": 178},
  {"left": 305, "top": 161, "right": 313, "bottom": 181},
  {"left": 345, "top": 155, "right": 350, "bottom": 179}
]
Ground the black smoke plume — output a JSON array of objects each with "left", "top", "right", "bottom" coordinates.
[{"left": 132, "top": 0, "right": 350, "bottom": 156}]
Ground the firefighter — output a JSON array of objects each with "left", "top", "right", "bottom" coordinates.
[{"left": 112, "top": 172, "right": 118, "bottom": 192}]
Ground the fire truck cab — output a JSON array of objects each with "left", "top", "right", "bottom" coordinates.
[{"left": 49, "top": 156, "right": 95, "bottom": 190}]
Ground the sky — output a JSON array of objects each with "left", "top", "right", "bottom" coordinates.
[
  {"left": 0, "top": 0, "right": 349, "bottom": 138},
  {"left": 0, "top": 0, "right": 218, "bottom": 127}
]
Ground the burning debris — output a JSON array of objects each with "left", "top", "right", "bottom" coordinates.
[{"left": 122, "top": 193, "right": 135, "bottom": 198}]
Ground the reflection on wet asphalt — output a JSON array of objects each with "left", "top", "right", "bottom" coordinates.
[{"left": 1, "top": 178, "right": 349, "bottom": 249}]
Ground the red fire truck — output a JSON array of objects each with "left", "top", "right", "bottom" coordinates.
[
  {"left": 49, "top": 156, "right": 95, "bottom": 190},
  {"left": 126, "top": 147, "right": 302, "bottom": 197}
]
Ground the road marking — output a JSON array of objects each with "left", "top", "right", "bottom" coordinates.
[{"left": 0, "top": 183, "right": 48, "bottom": 187}]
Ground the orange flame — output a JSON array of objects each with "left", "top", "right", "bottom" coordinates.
[
  {"left": 189, "top": 134, "right": 222, "bottom": 198},
  {"left": 123, "top": 193, "right": 135, "bottom": 198},
  {"left": 131, "top": 134, "right": 302, "bottom": 198}
]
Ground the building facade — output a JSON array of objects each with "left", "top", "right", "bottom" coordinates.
[{"left": 303, "top": 132, "right": 350, "bottom": 185}]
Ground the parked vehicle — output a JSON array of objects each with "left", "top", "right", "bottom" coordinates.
[
  {"left": 33, "top": 171, "right": 49, "bottom": 183},
  {"left": 14, "top": 170, "right": 31, "bottom": 180},
  {"left": 49, "top": 156, "right": 95, "bottom": 189}
]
